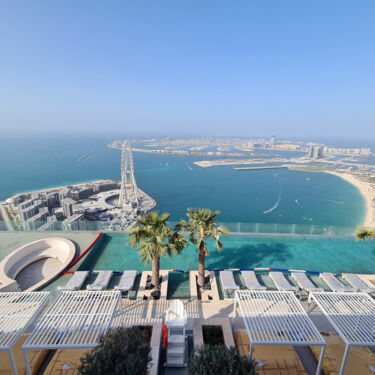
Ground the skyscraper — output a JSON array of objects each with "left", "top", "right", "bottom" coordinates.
[{"left": 270, "top": 135, "right": 276, "bottom": 148}]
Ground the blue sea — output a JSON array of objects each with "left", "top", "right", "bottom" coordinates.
[{"left": 0, "top": 135, "right": 369, "bottom": 226}]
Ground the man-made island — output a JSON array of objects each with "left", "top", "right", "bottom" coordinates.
[
  {"left": 0, "top": 141, "right": 157, "bottom": 231},
  {"left": 0, "top": 180, "right": 157, "bottom": 231}
]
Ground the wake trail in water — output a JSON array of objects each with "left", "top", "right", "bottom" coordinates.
[
  {"left": 185, "top": 163, "right": 193, "bottom": 170},
  {"left": 325, "top": 199, "right": 345, "bottom": 204},
  {"left": 263, "top": 195, "right": 281, "bottom": 214},
  {"left": 263, "top": 173, "right": 283, "bottom": 214}
]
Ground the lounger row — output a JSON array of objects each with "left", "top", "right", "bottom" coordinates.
[
  {"left": 219, "top": 270, "right": 375, "bottom": 295},
  {"left": 220, "top": 270, "right": 300, "bottom": 295},
  {"left": 57, "top": 270, "right": 138, "bottom": 292}
]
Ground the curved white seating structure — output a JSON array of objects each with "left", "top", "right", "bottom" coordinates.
[{"left": 0, "top": 238, "right": 76, "bottom": 292}]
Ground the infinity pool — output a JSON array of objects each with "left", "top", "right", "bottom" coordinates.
[{"left": 78, "top": 233, "right": 375, "bottom": 275}]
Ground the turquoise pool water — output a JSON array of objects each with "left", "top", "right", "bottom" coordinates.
[
  {"left": 167, "top": 272, "right": 190, "bottom": 299},
  {"left": 79, "top": 233, "right": 375, "bottom": 275}
]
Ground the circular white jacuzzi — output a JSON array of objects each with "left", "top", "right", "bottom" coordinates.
[{"left": 0, "top": 238, "right": 76, "bottom": 292}]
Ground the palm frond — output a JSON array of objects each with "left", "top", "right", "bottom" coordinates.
[{"left": 127, "top": 211, "right": 187, "bottom": 266}]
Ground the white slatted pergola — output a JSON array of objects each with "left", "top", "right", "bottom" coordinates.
[
  {"left": 0, "top": 291, "right": 50, "bottom": 375},
  {"left": 308, "top": 291, "right": 375, "bottom": 375},
  {"left": 233, "top": 290, "right": 326, "bottom": 375},
  {"left": 22, "top": 290, "right": 121, "bottom": 375}
]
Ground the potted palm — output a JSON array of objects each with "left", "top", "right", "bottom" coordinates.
[
  {"left": 128, "top": 212, "right": 187, "bottom": 289},
  {"left": 177, "top": 208, "right": 228, "bottom": 289}
]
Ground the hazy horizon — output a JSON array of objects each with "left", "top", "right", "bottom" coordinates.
[{"left": 1, "top": 1, "right": 375, "bottom": 139}]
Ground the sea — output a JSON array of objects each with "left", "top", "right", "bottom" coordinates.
[{"left": 0, "top": 135, "right": 372, "bottom": 226}]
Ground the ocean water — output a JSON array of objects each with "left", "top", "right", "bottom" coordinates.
[
  {"left": 0, "top": 135, "right": 367, "bottom": 225},
  {"left": 79, "top": 233, "right": 375, "bottom": 275}
]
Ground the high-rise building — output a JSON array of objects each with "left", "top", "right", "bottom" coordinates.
[
  {"left": 270, "top": 135, "right": 276, "bottom": 147},
  {"left": 308, "top": 145, "right": 324, "bottom": 159},
  {"left": 18, "top": 201, "right": 47, "bottom": 221},
  {"left": 11, "top": 194, "right": 25, "bottom": 206},
  {"left": 62, "top": 198, "right": 75, "bottom": 217}
]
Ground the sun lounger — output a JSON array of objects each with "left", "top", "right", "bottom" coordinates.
[
  {"left": 86, "top": 271, "right": 113, "bottom": 291},
  {"left": 220, "top": 271, "right": 239, "bottom": 297},
  {"left": 269, "top": 272, "right": 298, "bottom": 291},
  {"left": 114, "top": 270, "right": 137, "bottom": 292},
  {"left": 342, "top": 273, "right": 375, "bottom": 293},
  {"left": 291, "top": 272, "right": 323, "bottom": 292},
  {"left": 241, "top": 271, "right": 266, "bottom": 290},
  {"left": 319, "top": 272, "right": 355, "bottom": 292},
  {"left": 57, "top": 271, "right": 89, "bottom": 291}
]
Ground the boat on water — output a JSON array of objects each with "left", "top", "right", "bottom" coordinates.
[
  {"left": 76, "top": 154, "right": 89, "bottom": 162},
  {"left": 53, "top": 149, "right": 67, "bottom": 155}
]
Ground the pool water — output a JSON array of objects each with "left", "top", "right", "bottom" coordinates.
[
  {"left": 78, "top": 233, "right": 375, "bottom": 275},
  {"left": 167, "top": 272, "right": 190, "bottom": 299}
]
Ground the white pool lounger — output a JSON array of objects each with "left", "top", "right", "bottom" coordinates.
[
  {"left": 241, "top": 271, "right": 266, "bottom": 290},
  {"left": 87, "top": 271, "right": 113, "bottom": 291},
  {"left": 291, "top": 272, "right": 323, "bottom": 292},
  {"left": 57, "top": 271, "right": 89, "bottom": 291},
  {"left": 220, "top": 271, "right": 239, "bottom": 297},
  {"left": 319, "top": 272, "right": 355, "bottom": 292},
  {"left": 114, "top": 270, "right": 138, "bottom": 292},
  {"left": 269, "top": 272, "right": 298, "bottom": 291},
  {"left": 342, "top": 273, "right": 375, "bottom": 293}
]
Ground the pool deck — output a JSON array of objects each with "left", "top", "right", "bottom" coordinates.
[
  {"left": 110, "top": 295, "right": 334, "bottom": 375},
  {"left": 189, "top": 270, "right": 220, "bottom": 300},
  {"left": 3, "top": 231, "right": 375, "bottom": 373},
  {"left": 137, "top": 270, "right": 169, "bottom": 300},
  {"left": 3, "top": 266, "right": 374, "bottom": 375}
]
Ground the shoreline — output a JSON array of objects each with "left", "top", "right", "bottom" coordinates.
[{"left": 325, "top": 171, "right": 375, "bottom": 228}]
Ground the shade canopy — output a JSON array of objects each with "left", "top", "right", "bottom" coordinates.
[
  {"left": 309, "top": 291, "right": 375, "bottom": 375},
  {"left": 233, "top": 290, "right": 326, "bottom": 375},
  {"left": 23, "top": 290, "right": 121, "bottom": 350},
  {"left": 0, "top": 291, "right": 50, "bottom": 375},
  {"left": 309, "top": 291, "right": 375, "bottom": 346}
]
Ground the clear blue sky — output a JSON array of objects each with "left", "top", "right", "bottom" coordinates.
[{"left": 0, "top": 1, "right": 374, "bottom": 139}]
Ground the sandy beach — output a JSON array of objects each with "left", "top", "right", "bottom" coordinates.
[{"left": 326, "top": 171, "right": 375, "bottom": 228}]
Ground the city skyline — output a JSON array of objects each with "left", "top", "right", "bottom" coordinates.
[{"left": 1, "top": 1, "right": 375, "bottom": 138}]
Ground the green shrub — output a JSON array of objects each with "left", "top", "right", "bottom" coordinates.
[
  {"left": 78, "top": 327, "right": 152, "bottom": 375},
  {"left": 189, "top": 344, "right": 256, "bottom": 375}
]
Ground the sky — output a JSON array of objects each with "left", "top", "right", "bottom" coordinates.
[{"left": 0, "top": 1, "right": 374, "bottom": 139}]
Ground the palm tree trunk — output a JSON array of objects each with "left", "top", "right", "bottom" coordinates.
[
  {"left": 152, "top": 255, "right": 160, "bottom": 288},
  {"left": 197, "top": 251, "right": 205, "bottom": 288}
]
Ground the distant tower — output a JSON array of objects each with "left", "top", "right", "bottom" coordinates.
[
  {"left": 118, "top": 141, "right": 139, "bottom": 208},
  {"left": 270, "top": 135, "right": 276, "bottom": 147}
]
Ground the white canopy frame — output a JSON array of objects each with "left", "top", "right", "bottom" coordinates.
[
  {"left": 233, "top": 290, "right": 326, "bottom": 375},
  {"left": 22, "top": 290, "right": 121, "bottom": 375},
  {"left": 308, "top": 291, "right": 375, "bottom": 375},
  {"left": 0, "top": 291, "right": 50, "bottom": 375}
]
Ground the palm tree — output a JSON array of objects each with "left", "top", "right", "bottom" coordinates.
[
  {"left": 128, "top": 212, "right": 187, "bottom": 288},
  {"left": 356, "top": 227, "right": 375, "bottom": 241},
  {"left": 177, "top": 208, "right": 228, "bottom": 288}
]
